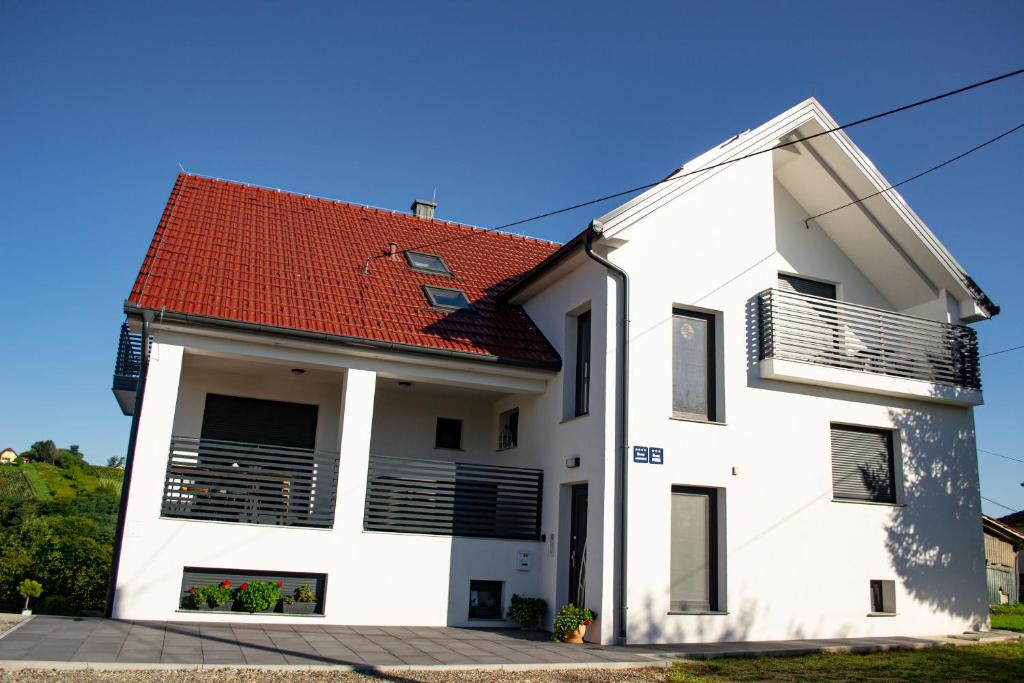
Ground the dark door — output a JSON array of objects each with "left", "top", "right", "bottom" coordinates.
[{"left": 568, "top": 484, "right": 589, "bottom": 607}]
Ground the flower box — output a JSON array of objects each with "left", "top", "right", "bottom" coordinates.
[{"left": 281, "top": 601, "right": 318, "bottom": 615}]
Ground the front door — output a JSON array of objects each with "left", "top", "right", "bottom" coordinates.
[{"left": 568, "top": 484, "right": 588, "bottom": 608}]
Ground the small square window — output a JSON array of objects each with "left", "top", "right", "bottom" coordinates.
[
  {"left": 468, "top": 580, "right": 503, "bottom": 619},
  {"left": 406, "top": 251, "right": 451, "bottom": 276},
  {"left": 870, "top": 579, "right": 896, "bottom": 614},
  {"left": 498, "top": 408, "right": 519, "bottom": 450},
  {"left": 435, "top": 417, "right": 463, "bottom": 450},
  {"left": 423, "top": 285, "right": 471, "bottom": 311}
]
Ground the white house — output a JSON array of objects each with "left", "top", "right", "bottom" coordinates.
[{"left": 108, "top": 98, "right": 995, "bottom": 644}]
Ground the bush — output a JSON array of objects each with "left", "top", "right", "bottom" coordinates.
[
  {"left": 507, "top": 594, "right": 547, "bottom": 629},
  {"left": 235, "top": 580, "right": 281, "bottom": 612},
  {"left": 991, "top": 603, "right": 1024, "bottom": 616},
  {"left": 551, "top": 604, "right": 593, "bottom": 642},
  {"left": 295, "top": 584, "right": 316, "bottom": 603}
]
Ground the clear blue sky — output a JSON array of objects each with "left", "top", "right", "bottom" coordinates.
[{"left": 1, "top": 1, "right": 1022, "bottom": 514}]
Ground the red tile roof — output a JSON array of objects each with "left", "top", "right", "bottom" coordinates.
[{"left": 128, "top": 174, "right": 562, "bottom": 368}]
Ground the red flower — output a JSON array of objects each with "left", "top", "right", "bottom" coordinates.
[
  {"left": 221, "top": 580, "right": 231, "bottom": 588},
  {"left": 240, "top": 582, "right": 249, "bottom": 591},
  {"left": 189, "top": 587, "right": 196, "bottom": 595},
  {"left": 277, "top": 581, "right": 283, "bottom": 588},
  {"left": 583, "top": 620, "right": 592, "bottom": 626}
]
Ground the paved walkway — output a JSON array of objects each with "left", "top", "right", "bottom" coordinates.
[{"left": 0, "top": 616, "right": 1017, "bottom": 671}]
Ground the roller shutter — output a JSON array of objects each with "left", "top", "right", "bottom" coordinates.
[{"left": 831, "top": 424, "right": 897, "bottom": 503}]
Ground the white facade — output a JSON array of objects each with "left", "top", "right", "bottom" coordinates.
[{"left": 112, "top": 98, "right": 991, "bottom": 643}]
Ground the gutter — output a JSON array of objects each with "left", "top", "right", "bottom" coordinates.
[
  {"left": 105, "top": 310, "right": 153, "bottom": 618},
  {"left": 583, "top": 221, "right": 630, "bottom": 643},
  {"left": 122, "top": 302, "right": 561, "bottom": 372}
]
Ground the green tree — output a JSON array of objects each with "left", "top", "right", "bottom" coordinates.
[
  {"left": 105, "top": 456, "right": 125, "bottom": 468},
  {"left": 18, "top": 578, "right": 41, "bottom": 612},
  {"left": 23, "top": 441, "right": 57, "bottom": 465}
]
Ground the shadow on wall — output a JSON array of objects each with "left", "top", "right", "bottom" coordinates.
[{"left": 885, "top": 403, "right": 988, "bottom": 627}]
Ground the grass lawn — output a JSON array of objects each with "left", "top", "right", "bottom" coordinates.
[
  {"left": 669, "top": 640, "right": 1024, "bottom": 682},
  {"left": 992, "top": 614, "right": 1024, "bottom": 633}
]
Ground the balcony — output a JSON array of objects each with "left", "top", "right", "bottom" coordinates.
[
  {"left": 112, "top": 322, "right": 143, "bottom": 415},
  {"left": 160, "top": 437, "right": 341, "bottom": 528},
  {"left": 757, "top": 288, "right": 982, "bottom": 406}
]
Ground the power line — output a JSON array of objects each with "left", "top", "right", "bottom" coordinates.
[
  {"left": 364, "top": 66, "right": 1024, "bottom": 265},
  {"left": 982, "top": 344, "right": 1024, "bottom": 358},
  {"left": 979, "top": 448, "right": 1024, "bottom": 465},
  {"left": 804, "top": 122, "right": 1024, "bottom": 225},
  {"left": 982, "top": 495, "right": 1019, "bottom": 513}
]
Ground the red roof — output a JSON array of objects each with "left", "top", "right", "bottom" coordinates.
[{"left": 128, "top": 174, "right": 562, "bottom": 368}]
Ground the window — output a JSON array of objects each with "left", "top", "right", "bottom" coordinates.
[
  {"left": 498, "top": 408, "right": 519, "bottom": 450},
  {"left": 468, "top": 580, "right": 503, "bottom": 619},
  {"left": 670, "top": 486, "right": 721, "bottom": 613},
  {"left": 869, "top": 579, "right": 896, "bottom": 614},
  {"left": 672, "top": 309, "right": 717, "bottom": 421},
  {"left": 406, "top": 251, "right": 451, "bottom": 276},
  {"left": 180, "top": 567, "right": 326, "bottom": 614},
  {"left": 423, "top": 285, "right": 471, "bottom": 311},
  {"left": 574, "top": 310, "right": 591, "bottom": 417},
  {"left": 778, "top": 273, "right": 837, "bottom": 299},
  {"left": 830, "top": 424, "right": 898, "bottom": 504},
  {"left": 435, "top": 417, "right": 463, "bottom": 450}
]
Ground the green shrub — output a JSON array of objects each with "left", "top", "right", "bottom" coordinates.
[
  {"left": 507, "top": 594, "right": 547, "bottom": 629},
  {"left": 295, "top": 584, "right": 316, "bottom": 603},
  {"left": 991, "top": 603, "right": 1024, "bottom": 616},
  {"left": 551, "top": 604, "right": 593, "bottom": 641},
  {"left": 236, "top": 580, "right": 281, "bottom": 612}
]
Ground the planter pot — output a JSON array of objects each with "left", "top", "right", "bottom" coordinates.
[
  {"left": 211, "top": 600, "right": 234, "bottom": 612},
  {"left": 517, "top": 618, "right": 539, "bottom": 631},
  {"left": 192, "top": 601, "right": 212, "bottom": 611},
  {"left": 565, "top": 624, "right": 586, "bottom": 644},
  {"left": 20, "top": 609, "right": 31, "bottom": 616},
  {"left": 281, "top": 601, "right": 318, "bottom": 615}
]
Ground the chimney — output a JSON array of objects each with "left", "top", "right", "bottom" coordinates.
[
  {"left": 387, "top": 242, "right": 399, "bottom": 260},
  {"left": 411, "top": 198, "right": 437, "bottom": 220}
]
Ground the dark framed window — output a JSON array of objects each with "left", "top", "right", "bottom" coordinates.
[
  {"left": 831, "top": 424, "right": 897, "bottom": 504},
  {"left": 468, "top": 580, "right": 503, "bottom": 619},
  {"left": 670, "top": 486, "right": 721, "bottom": 613},
  {"left": 406, "top": 251, "right": 451, "bottom": 276},
  {"left": 498, "top": 408, "right": 519, "bottom": 450},
  {"left": 672, "top": 309, "right": 717, "bottom": 421},
  {"left": 778, "top": 273, "right": 837, "bottom": 300},
  {"left": 423, "top": 285, "right": 471, "bottom": 311},
  {"left": 435, "top": 417, "right": 463, "bottom": 450},
  {"left": 574, "top": 310, "right": 591, "bottom": 417},
  {"left": 201, "top": 394, "right": 318, "bottom": 449},
  {"left": 870, "top": 579, "right": 896, "bottom": 614}
]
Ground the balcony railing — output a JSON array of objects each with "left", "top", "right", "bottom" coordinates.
[
  {"left": 160, "top": 437, "right": 340, "bottom": 528},
  {"left": 364, "top": 455, "right": 543, "bottom": 541},
  {"left": 111, "top": 322, "right": 143, "bottom": 415},
  {"left": 757, "top": 288, "right": 981, "bottom": 390}
]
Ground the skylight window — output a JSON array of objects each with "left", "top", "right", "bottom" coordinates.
[
  {"left": 423, "top": 285, "right": 471, "bottom": 311},
  {"left": 406, "top": 251, "right": 451, "bottom": 276}
]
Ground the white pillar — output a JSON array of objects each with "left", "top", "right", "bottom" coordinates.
[
  {"left": 333, "top": 368, "right": 377, "bottom": 532},
  {"left": 111, "top": 341, "right": 184, "bottom": 618}
]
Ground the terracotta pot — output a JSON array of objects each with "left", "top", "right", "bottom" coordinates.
[{"left": 565, "top": 624, "right": 586, "bottom": 644}]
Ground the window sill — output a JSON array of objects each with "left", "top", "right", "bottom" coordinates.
[
  {"left": 832, "top": 498, "right": 906, "bottom": 508},
  {"left": 496, "top": 446, "right": 518, "bottom": 453},
  {"left": 175, "top": 609, "right": 325, "bottom": 618},
  {"left": 867, "top": 612, "right": 898, "bottom": 617},
  {"left": 670, "top": 415, "right": 727, "bottom": 426},
  {"left": 560, "top": 413, "right": 590, "bottom": 424},
  {"left": 668, "top": 610, "right": 729, "bottom": 616}
]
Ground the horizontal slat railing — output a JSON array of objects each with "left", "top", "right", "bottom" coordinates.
[
  {"left": 364, "top": 455, "right": 543, "bottom": 541},
  {"left": 758, "top": 288, "right": 981, "bottom": 390},
  {"left": 161, "top": 437, "right": 340, "bottom": 528},
  {"left": 112, "top": 322, "right": 142, "bottom": 391}
]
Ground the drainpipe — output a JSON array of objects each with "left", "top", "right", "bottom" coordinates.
[
  {"left": 105, "top": 310, "right": 154, "bottom": 618},
  {"left": 583, "top": 221, "right": 630, "bottom": 643}
]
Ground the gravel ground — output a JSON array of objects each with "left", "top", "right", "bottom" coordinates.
[{"left": 0, "top": 667, "right": 668, "bottom": 683}]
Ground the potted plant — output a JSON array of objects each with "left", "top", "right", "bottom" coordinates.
[
  {"left": 208, "top": 580, "right": 233, "bottom": 611},
  {"left": 552, "top": 604, "right": 593, "bottom": 643},
  {"left": 281, "top": 584, "right": 318, "bottom": 614},
  {"left": 235, "top": 580, "right": 281, "bottom": 613},
  {"left": 188, "top": 585, "right": 211, "bottom": 610},
  {"left": 18, "top": 579, "right": 42, "bottom": 616},
  {"left": 507, "top": 594, "right": 547, "bottom": 631}
]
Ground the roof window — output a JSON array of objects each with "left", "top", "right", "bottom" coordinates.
[
  {"left": 423, "top": 285, "right": 471, "bottom": 311},
  {"left": 406, "top": 251, "right": 451, "bottom": 276}
]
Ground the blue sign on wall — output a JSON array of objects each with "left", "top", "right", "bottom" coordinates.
[{"left": 633, "top": 445, "right": 663, "bottom": 464}]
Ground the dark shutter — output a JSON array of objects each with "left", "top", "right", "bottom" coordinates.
[
  {"left": 201, "top": 394, "right": 318, "bottom": 449},
  {"left": 831, "top": 425, "right": 897, "bottom": 503},
  {"left": 779, "top": 273, "right": 837, "bottom": 300},
  {"left": 575, "top": 311, "right": 591, "bottom": 417}
]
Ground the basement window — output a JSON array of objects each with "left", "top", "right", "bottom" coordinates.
[
  {"left": 468, "top": 580, "right": 503, "bottom": 620},
  {"left": 406, "top": 251, "right": 452, "bottom": 276},
  {"left": 869, "top": 580, "right": 896, "bottom": 615},
  {"left": 423, "top": 285, "right": 471, "bottom": 311}
]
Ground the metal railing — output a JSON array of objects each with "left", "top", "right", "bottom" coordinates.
[
  {"left": 364, "top": 455, "right": 543, "bottom": 541},
  {"left": 161, "top": 437, "right": 340, "bottom": 528},
  {"left": 757, "top": 288, "right": 981, "bottom": 390},
  {"left": 112, "top": 322, "right": 142, "bottom": 391}
]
